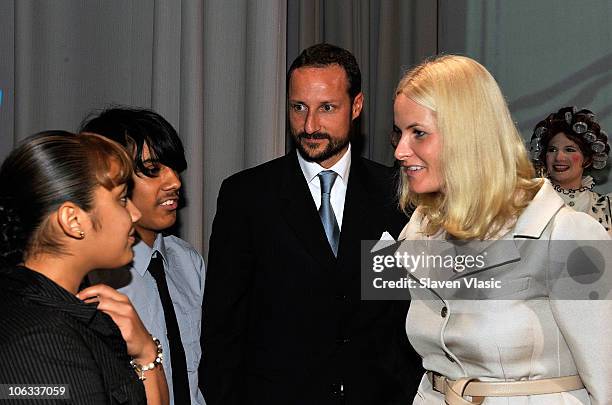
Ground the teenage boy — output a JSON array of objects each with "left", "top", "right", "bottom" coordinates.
[{"left": 83, "top": 107, "right": 205, "bottom": 405}]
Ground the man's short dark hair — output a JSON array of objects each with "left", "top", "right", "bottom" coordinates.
[
  {"left": 79, "top": 106, "right": 187, "bottom": 176},
  {"left": 287, "top": 43, "right": 361, "bottom": 101}
]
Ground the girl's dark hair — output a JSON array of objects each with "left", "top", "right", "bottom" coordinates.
[{"left": 0, "top": 131, "right": 133, "bottom": 267}]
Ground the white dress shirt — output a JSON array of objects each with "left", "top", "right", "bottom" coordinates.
[{"left": 297, "top": 143, "right": 351, "bottom": 229}]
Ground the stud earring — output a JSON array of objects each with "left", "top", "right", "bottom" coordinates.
[{"left": 78, "top": 231, "right": 85, "bottom": 239}]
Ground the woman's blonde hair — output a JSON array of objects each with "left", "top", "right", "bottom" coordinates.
[{"left": 395, "top": 55, "right": 542, "bottom": 239}]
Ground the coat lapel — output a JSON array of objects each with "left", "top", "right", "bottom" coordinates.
[
  {"left": 336, "top": 157, "right": 371, "bottom": 264},
  {"left": 278, "top": 151, "right": 337, "bottom": 270},
  {"left": 405, "top": 181, "right": 566, "bottom": 296},
  {"left": 452, "top": 181, "right": 565, "bottom": 279},
  {"left": 448, "top": 238, "right": 522, "bottom": 280},
  {"left": 513, "top": 180, "right": 565, "bottom": 238}
]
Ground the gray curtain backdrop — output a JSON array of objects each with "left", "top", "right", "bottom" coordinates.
[
  {"left": 439, "top": 0, "right": 612, "bottom": 191},
  {"left": 200, "top": 0, "right": 287, "bottom": 254},
  {"left": 1, "top": 0, "right": 610, "bottom": 254},
  {"left": 1, "top": 0, "right": 287, "bottom": 256}
]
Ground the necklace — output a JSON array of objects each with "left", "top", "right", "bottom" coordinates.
[{"left": 552, "top": 183, "right": 593, "bottom": 194}]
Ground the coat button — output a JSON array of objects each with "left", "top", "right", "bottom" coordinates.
[
  {"left": 445, "top": 352, "right": 456, "bottom": 363},
  {"left": 440, "top": 306, "right": 448, "bottom": 317},
  {"left": 331, "top": 382, "right": 345, "bottom": 397},
  {"left": 569, "top": 201, "right": 575, "bottom": 207}
]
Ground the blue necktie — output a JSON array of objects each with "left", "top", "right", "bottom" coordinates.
[{"left": 318, "top": 170, "right": 340, "bottom": 256}]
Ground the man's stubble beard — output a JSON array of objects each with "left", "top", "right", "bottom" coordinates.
[{"left": 292, "top": 115, "right": 355, "bottom": 164}]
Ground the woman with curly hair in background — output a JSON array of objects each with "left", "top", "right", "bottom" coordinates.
[{"left": 529, "top": 107, "right": 612, "bottom": 234}]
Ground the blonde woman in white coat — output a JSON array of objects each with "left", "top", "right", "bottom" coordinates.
[{"left": 391, "top": 55, "right": 611, "bottom": 404}]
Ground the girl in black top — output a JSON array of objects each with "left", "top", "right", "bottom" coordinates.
[{"left": 0, "top": 132, "right": 168, "bottom": 404}]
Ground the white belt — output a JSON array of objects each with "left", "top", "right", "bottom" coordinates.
[{"left": 427, "top": 371, "right": 584, "bottom": 405}]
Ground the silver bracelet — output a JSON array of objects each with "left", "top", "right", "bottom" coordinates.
[{"left": 130, "top": 336, "right": 163, "bottom": 381}]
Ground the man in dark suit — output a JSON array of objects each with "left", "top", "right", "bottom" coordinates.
[{"left": 200, "top": 43, "right": 421, "bottom": 405}]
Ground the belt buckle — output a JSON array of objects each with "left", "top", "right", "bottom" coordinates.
[{"left": 427, "top": 371, "right": 447, "bottom": 394}]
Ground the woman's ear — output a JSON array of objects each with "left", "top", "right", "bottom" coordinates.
[{"left": 57, "top": 202, "right": 87, "bottom": 240}]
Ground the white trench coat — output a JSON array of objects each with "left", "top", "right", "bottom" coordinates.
[{"left": 398, "top": 181, "right": 612, "bottom": 405}]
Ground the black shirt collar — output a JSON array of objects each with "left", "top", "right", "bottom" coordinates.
[{"left": 2, "top": 265, "right": 99, "bottom": 324}]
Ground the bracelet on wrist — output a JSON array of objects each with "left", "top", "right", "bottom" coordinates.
[{"left": 130, "top": 336, "right": 163, "bottom": 381}]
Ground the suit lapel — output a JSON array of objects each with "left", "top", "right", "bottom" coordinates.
[
  {"left": 279, "top": 151, "right": 336, "bottom": 270},
  {"left": 337, "top": 157, "right": 370, "bottom": 258}
]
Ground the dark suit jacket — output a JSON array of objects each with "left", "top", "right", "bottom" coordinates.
[
  {"left": 0, "top": 266, "right": 146, "bottom": 405},
  {"left": 200, "top": 150, "right": 422, "bottom": 404}
]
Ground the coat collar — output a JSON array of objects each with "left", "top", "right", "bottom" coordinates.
[
  {"left": 3, "top": 266, "right": 98, "bottom": 323},
  {"left": 2, "top": 265, "right": 121, "bottom": 337},
  {"left": 401, "top": 180, "right": 564, "bottom": 241},
  {"left": 513, "top": 180, "right": 565, "bottom": 239},
  {"left": 336, "top": 154, "right": 371, "bottom": 259},
  {"left": 399, "top": 180, "right": 564, "bottom": 287}
]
